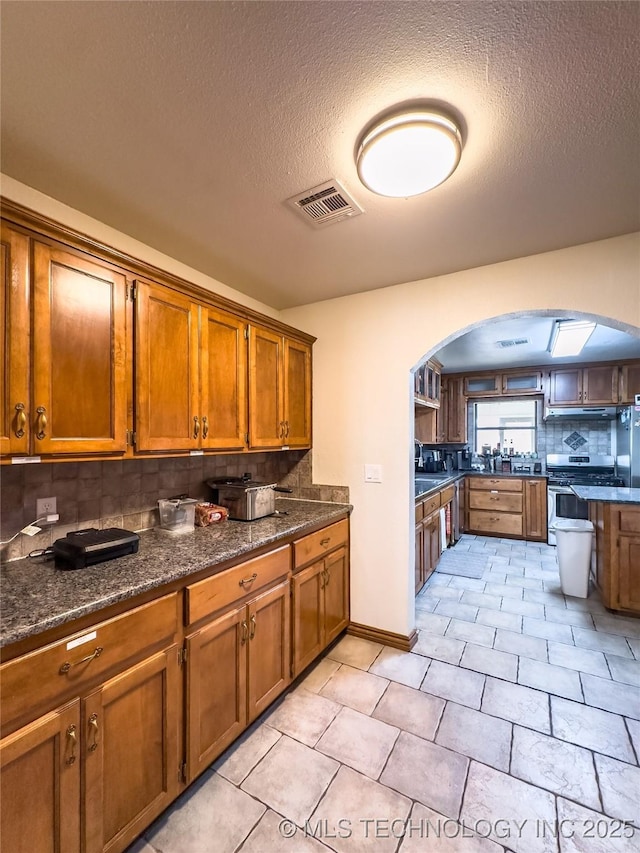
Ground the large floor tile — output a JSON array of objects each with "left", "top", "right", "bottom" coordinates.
[
  {"left": 266, "top": 688, "right": 341, "bottom": 746},
  {"left": 476, "top": 606, "right": 522, "bottom": 632},
  {"left": 572, "top": 627, "right": 634, "bottom": 658},
  {"left": 398, "top": 801, "right": 504, "bottom": 853},
  {"left": 380, "top": 731, "right": 468, "bottom": 820},
  {"left": 309, "top": 765, "right": 411, "bottom": 853},
  {"left": 550, "top": 696, "right": 635, "bottom": 763},
  {"left": 557, "top": 798, "right": 640, "bottom": 853},
  {"left": 413, "top": 631, "right": 465, "bottom": 665},
  {"left": 373, "top": 681, "right": 444, "bottom": 740},
  {"left": 511, "top": 726, "right": 600, "bottom": 810},
  {"left": 592, "top": 614, "right": 640, "bottom": 639},
  {"left": 300, "top": 657, "right": 342, "bottom": 693},
  {"left": 626, "top": 637, "right": 640, "bottom": 660},
  {"left": 447, "top": 576, "right": 486, "bottom": 592},
  {"left": 544, "top": 605, "right": 595, "bottom": 629},
  {"left": 494, "top": 628, "right": 547, "bottom": 662},
  {"left": 605, "top": 654, "right": 640, "bottom": 687},
  {"left": 460, "top": 590, "right": 502, "bottom": 610},
  {"left": 319, "top": 663, "right": 389, "bottom": 714},
  {"left": 523, "top": 588, "right": 567, "bottom": 607},
  {"left": 326, "top": 635, "right": 383, "bottom": 670},
  {"left": 240, "top": 809, "right": 330, "bottom": 853},
  {"left": 460, "top": 643, "right": 517, "bottom": 681},
  {"left": 316, "top": 706, "right": 399, "bottom": 779},
  {"left": 145, "top": 772, "right": 265, "bottom": 853},
  {"left": 500, "top": 597, "right": 546, "bottom": 619},
  {"left": 368, "top": 646, "right": 430, "bottom": 688},
  {"left": 522, "top": 616, "right": 574, "bottom": 644},
  {"left": 415, "top": 612, "right": 451, "bottom": 636},
  {"left": 241, "top": 735, "right": 338, "bottom": 826},
  {"left": 435, "top": 701, "right": 511, "bottom": 770},
  {"left": 435, "top": 600, "right": 479, "bottom": 621},
  {"left": 625, "top": 717, "right": 640, "bottom": 759},
  {"left": 581, "top": 673, "right": 640, "bottom": 720},
  {"left": 446, "top": 619, "right": 495, "bottom": 649},
  {"left": 215, "top": 723, "right": 281, "bottom": 785},
  {"left": 547, "top": 640, "right": 610, "bottom": 678},
  {"left": 484, "top": 581, "right": 523, "bottom": 600},
  {"left": 461, "top": 762, "right": 557, "bottom": 853},
  {"left": 481, "top": 677, "right": 550, "bottom": 733},
  {"left": 421, "top": 659, "right": 485, "bottom": 709},
  {"left": 595, "top": 753, "right": 640, "bottom": 826},
  {"left": 518, "top": 657, "right": 583, "bottom": 701}
]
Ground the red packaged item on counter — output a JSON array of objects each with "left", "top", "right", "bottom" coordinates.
[{"left": 195, "top": 503, "right": 229, "bottom": 526}]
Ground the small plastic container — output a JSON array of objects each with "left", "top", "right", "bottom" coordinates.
[
  {"left": 157, "top": 498, "right": 198, "bottom": 535},
  {"left": 553, "top": 518, "right": 594, "bottom": 598}
]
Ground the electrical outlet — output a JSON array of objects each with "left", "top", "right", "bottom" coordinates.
[{"left": 36, "top": 496, "right": 57, "bottom": 518}]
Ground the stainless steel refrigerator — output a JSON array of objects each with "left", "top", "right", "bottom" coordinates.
[{"left": 616, "top": 406, "right": 640, "bottom": 487}]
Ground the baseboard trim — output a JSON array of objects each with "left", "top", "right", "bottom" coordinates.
[{"left": 347, "top": 622, "right": 418, "bottom": 652}]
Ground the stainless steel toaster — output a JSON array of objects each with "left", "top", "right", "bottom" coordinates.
[{"left": 206, "top": 477, "right": 277, "bottom": 520}]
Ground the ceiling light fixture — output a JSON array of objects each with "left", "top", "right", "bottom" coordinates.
[
  {"left": 549, "top": 320, "right": 597, "bottom": 358},
  {"left": 356, "top": 109, "right": 462, "bottom": 198}
]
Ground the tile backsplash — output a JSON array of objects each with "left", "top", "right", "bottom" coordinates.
[
  {"left": 536, "top": 419, "right": 612, "bottom": 457},
  {"left": 0, "top": 450, "right": 349, "bottom": 561}
]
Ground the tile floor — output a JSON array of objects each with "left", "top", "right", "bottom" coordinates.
[{"left": 129, "top": 534, "right": 640, "bottom": 853}]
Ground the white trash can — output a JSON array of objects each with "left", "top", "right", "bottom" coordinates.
[{"left": 553, "top": 519, "right": 594, "bottom": 598}]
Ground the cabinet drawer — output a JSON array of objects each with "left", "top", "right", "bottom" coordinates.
[
  {"left": 293, "top": 519, "right": 349, "bottom": 569},
  {"left": 439, "top": 485, "right": 455, "bottom": 505},
  {"left": 0, "top": 594, "right": 178, "bottom": 728},
  {"left": 468, "top": 477, "right": 523, "bottom": 492},
  {"left": 469, "top": 510, "right": 523, "bottom": 537},
  {"left": 186, "top": 545, "right": 290, "bottom": 624},
  {"left": 421, "top": 495, "right": 440, "bottom": 518},
  {"left": 469, "top": 491, "right": 523, "bottom": 513},
  {"left": 415, "top": 501, "right": 424, "bottom": 523}
]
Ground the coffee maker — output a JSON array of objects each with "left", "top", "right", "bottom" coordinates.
[
  {"left": 456, "top": 449, "right": 472, "bottom": 470},
  {"left": 422, "top": 449, "right": 446, "bottom": 473}
]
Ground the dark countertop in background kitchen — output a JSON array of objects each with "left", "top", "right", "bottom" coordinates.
[
  {"left": 0, "top": 499, "right": 352, "bottom": 649},
  {"left": 571, "top": 486, "right": 640, "bottom": 506},
  {"left": 415, "top": 469, "right": 547, "bottom": 499}
]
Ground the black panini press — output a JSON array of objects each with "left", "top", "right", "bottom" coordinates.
[{"left": 53, "top": 527, "right": 140, "bottom": 570}]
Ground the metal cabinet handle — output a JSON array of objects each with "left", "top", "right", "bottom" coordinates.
[
  {"left": 285, "top": 421, "right": 290, "bottom": 438},
  {"left": 193, "top": 415, "right": 200, "bottom": 438},
  {"left": 239, "top": 572, "right": 257, "bottom": 587},
  {"left": 59, "top": 647, "right": 103, "bottom": 675},
  {"left": 320, "top": 537, "right": 330, "bottom": 547},
  {"left": 88, "top": 713, "right": 99, "bottom": 752},
  {"left": 14, "top": 403, "right": 26, "bottom": 438},
  {"left": 249, "top": 614, "right": 256, "bottom": 639},
  {"left": 320, "top": 568, "right": 327, "bottom": 589},
  {"left": 279, "top": 421, "right": 286, "bottom": 439},
  {"left": 66, "top": 725, "right": 77, "bottom": 765},
  {"left": 35, "top": 406, "right": 47, "bottom": 440},
  {"left": 240, "top": 620, "right": 248, "bottom": 644},
  {"left": 202, "top": 416, "right": 208, "bottom": 439},
  {"left": 325, "top": 568, "right": 331, "bottom": 586}
]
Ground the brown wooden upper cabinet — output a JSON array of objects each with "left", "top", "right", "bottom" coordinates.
[
  {"left": 1, "top": 231, "right": 128, "bottom": 457},
  {"left": 248, "top": 325, "right": 311, "bottom": 449},
  {"left": 619, "top": 363, "right": 640, "bottom": 403},
  {"left": 414, "top": 359, "right": 441, "bottom": 407},
  {"left": 135, "top": 281, "right": 249, "bottom": 452},
  {"left": 463, "top": 370, "right": 543, "bottom": 397},
  {"left": 548, "top": 365, "right": 618, "bottom": 405}
]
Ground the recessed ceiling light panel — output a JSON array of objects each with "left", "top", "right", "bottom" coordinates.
[
  {"left": 356, "top": 110, "right": 462, "bottom": 198},
  {"left": 549, "top": 320, "right": 596, "bottom": 358}
]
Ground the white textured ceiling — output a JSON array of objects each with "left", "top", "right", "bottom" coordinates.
[{"left": 1, "top": 1, "right": 639, "bottom": 309}]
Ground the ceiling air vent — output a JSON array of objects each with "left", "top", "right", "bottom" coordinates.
[
  {"left": 286, "top": 180, "right": 363, "bottom": 228},
  {"left": 496, "top": 338, "right": 530, "bottom": 348}
]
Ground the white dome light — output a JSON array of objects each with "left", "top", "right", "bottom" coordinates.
[{"left": 356, "top": 110, "right": 462, "bottom": 198}]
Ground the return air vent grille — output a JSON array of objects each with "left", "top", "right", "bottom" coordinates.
[
  {"left": 496, "top": 338, "right": 529, "bottom": 348},
  {"left": 286, "top": 180, "right": 363, "bottom": 228}
]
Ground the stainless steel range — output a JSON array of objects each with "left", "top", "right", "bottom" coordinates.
[{"left": 546, "top": 454, "right": 623, "bottom": 545}]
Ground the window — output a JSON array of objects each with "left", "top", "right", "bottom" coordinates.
[{"left": 474, "top": 399, "right": 537, "bottom": 455}]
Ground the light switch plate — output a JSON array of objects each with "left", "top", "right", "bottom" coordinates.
[{"left": 364, "top": 464, "right": 383, "bottom": 483}]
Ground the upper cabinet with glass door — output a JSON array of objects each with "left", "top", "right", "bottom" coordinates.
[{"left": 414, "top": 359, "right": 442, "bottom": 408}]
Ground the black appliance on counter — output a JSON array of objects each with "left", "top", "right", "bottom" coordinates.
[{"left": 53, "top": 527, "right": 140, "bottom": 570}]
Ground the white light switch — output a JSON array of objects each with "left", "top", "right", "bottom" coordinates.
[{"left": 364, "top": 464, "right": 383, "bottom": 483}]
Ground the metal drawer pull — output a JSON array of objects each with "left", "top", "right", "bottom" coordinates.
[
  {"left": 241, "top": 620, "right": 248, "bottom": 644},
  {"left": 489, "top": 497, "right": 499, "bottom": 501},
  {"left": 249, "top": 614, "right": 256, "bottom": 639},
  {"left": 320, "top": 568, "right": 327, "bottom": 589},
  {"left": 320, "top": 537, "right": 330, "bottom": 547},
  {"left": 14, "top": 403, "right": 26, "bottom": 438},
  {"left": 490, "top": 517, "right": 500, "bottom": 522},
  {"left": 202, "top": 416, "right": 209, "bottom": 439},
  {"left": 59, "top": 646, "right": 103, "bottom": 674},
  {"left": 285, "top": 421, "right": 290, "bottom": 438},
  {"left": 35, "top": 406, "right": 47, "bottom": 440},
  {"left": 66, "top": 725, "right": 77, "bottom": 765},
  {"left": 239, "top": 573, "right": 258, "bottom": 587},
  {"left": 88, "top": 713, "right": 99, "bottom": 752}
]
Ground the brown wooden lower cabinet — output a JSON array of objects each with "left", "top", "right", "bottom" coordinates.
[
  {"left": 415, "top": 508, "right": 441, "bottom": 594},
  {"left": 523, "top": 478, "right": 548, "bottom": 541},
  {"left": 590, "top": 502, "right": 640, "bottom": 615},
  {"left": 466, "top": 476, "right": 547, "bottom": 542}
]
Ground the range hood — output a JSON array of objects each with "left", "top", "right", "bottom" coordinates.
[{"left": 543, "top": 406, "right": 618, "bottom": 421}]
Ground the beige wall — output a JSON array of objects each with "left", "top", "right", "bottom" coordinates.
[{"left": 281, "top": 234, "right": 640, "bottom": 637}]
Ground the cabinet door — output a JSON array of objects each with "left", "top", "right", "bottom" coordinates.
[
  {"left": 0, "top": 225, "right": 30, "bottom": 456},
  {"left": 186, "top": 607, "right": 247, "bottom": 781},
  {"left": 0, "top": 700, "right": 80, "bottom": 853},
  {"left": 83, "top": 648, "right": 180, "bottom": 853},
  {"left": 446, "top": 377, "right": 467, "bottom": 442},
  {"left": 617, "top": 535, "right": 640, "bottom": 612},
  {"left": 248, "top": 325, "right": 284, "bottom": 448},
  {"left": 200, "top": 307, "right": 247, "bottom": 450},
  {"left": 502, "top": 372, "right": 544, "bottom": 394},
  {"left": 619, "top": 364, "right": 640, "bottom": 403},
  {"left": 549, "top": 369, "right": 582, "bottom": 404},
  {"left": 323, "top": 546, "right": 350, "bottom": 646},
  {"left": 292, "top": 561, "right": 324, "bottom": 677},
  {"left": 135, "top": 281, "right": 200, "bottom": 451},
  {"left": 32, "top": 243, "right": 127, "bottom": 454},
  {"left": 582, "top": 365, "right": 618, "bottom": 405},
  {"left": 463, "top": 375, "right": 500, "bottom": 396},
  {"left": 524, "top": 478, "right": 547, "bottom": 541},
  {"left": 283, "top": 338, "right": 312, "bottom": 447},
  {"left": 247, "top": 581, "right": 291, "bottom": 722},
  {"left": 415, "top": 524, "right": 424, "bottom": 594}
]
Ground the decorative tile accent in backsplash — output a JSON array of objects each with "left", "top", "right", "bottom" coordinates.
[
  {"left": 563, "top": 430, "right": 588, "bottom": 451},
  {"left": 536, "top": 420, "right": 612, "bottom": 457},
  {"left": 0, "top": 450, "right": 349, "bottom": 561}
]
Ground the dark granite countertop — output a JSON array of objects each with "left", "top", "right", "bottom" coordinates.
[
  {"left": 571, "top": 486, "right": 640, "bottom": 505},
  {"left": 415, "top": 469, "right": 547, "bottom": 499},
  {"left": 0, "top": 499, "right": 352, "bottom": 649}
]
